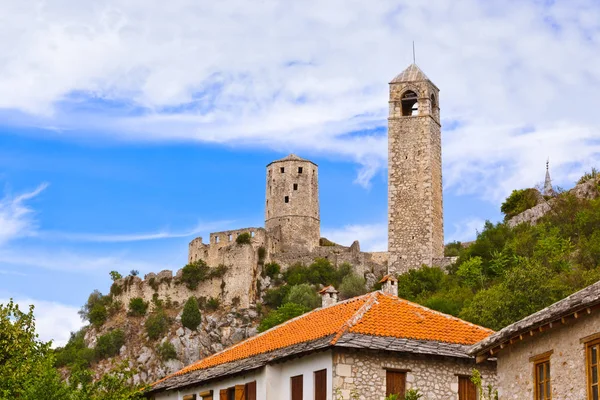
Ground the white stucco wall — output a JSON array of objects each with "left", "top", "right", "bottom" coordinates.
[
  {"left": 495, "top": 311, "right": 600, "bottom": 400},
  {"left": 152, "top": 350, "right": 333, "bottom": 400}
]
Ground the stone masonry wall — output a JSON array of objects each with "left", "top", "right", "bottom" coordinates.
[
  {"left": 265, "top": 157, "right": 320, "bottom": 252},
  {"left": 495, "top": 309, "right": 600, "bottom": 400},
  {"left": 388, "top": 78, "right": 444, "bottom": 274},
  {"left": 332, "top": 348, "right": 496, "bottom": 400}
]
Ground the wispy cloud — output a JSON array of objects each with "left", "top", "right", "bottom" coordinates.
[
  {"left": 446, "top": 217, "right": 486, "bottom": 243},
  {"left": 0, "top": 0, "right": 598, "bottom": 195},
  {"left": 322, "top": 222, "right": 387, "bottom": 252},
  {"left": 0, "top": 297, "right": 84, "bottom": 347},
  {"left": 0, "top": 183, "right": 48, "bottom": 245}
]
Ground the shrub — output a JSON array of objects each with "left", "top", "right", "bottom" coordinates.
[
  {"left": 145, "top": 309, "right": 170, "bottom": 340},
  {"left": 128, "top": 297, "right": 148, "bottom": 316},
  {"left": 444, "top": 241, "right": 463, "bottom": 257},
  {"left": 148, "top": 277, "right": 159, "bottom": 291},
  {"left": 157, "top": 342, "right": 177, "bottom": 361},
  {"left": 79, "top": 290, "right": 111, "bottom": 327},
  {"left": 284, "top": 284, "right": 321, "bottom": 309},
  {"left": 319, "top": 237, "right": 336, "bottom": 246},
  {"left": 339, "top": 273, "right": 367, "bottom": 299},
  {"left": 206, "top": 297, "right": 220, "bottom": 311},
  {"left": 95, "top": 329, "right": 125, "bottom": 360},
  {"left": 263, "top": 285, "right": 291, "bottom": 308},
  {"left": 307, "top": 258, "right": 337, "bottom": 286},
  {"left": 110, "top": 282, "right": 123, "bottom": 296},
  {"left": 151, "top": 293, "right": 164, "bottom": 310},
  {"left": 578, "top": 167, "right": 599, "bottom": 184},
  {"left": 404, "top": 390, "right": 423, "bottom": 400},
  {"left": 181, "top": 297, "right": 202, "bottom": 331},
  {"left": 258, "top": 303, "right": 308, "bottom": 332},
  {"left": 283, "top": 263, "right": 310, "bottom": 286},
  {"left": 236, "top": 232, "right": 252, "bottom": 245},
  {"left": 180, "top": 260, "right": 210, "bottom": 290},
  {"left": 130, "top": 270, "right": 139, "bottom": 277},
  {"left": 500, "top": 188, "right": 540, "bottom": 220},
  {"left": 263, "top": 262, "right": 281, "bottom": 279},
  {"left": 88, "top": 303, "right": 108, "bottom": 328},
  {"left": 109, "top": 271, "right": 122, "bottom": 281},
  {"left": 54, "top": 329, "right": 95, "bottom": 370},
  {"left": 210, "top": 264, "right": 228, "bottom": 278}
]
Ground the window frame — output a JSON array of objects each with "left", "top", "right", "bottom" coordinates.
[
  {"left": 531, "top": 352, "right": 552, "bottom": 400},
  {"left": 587, "top": 338, "right": 600, "bottom": 400}
]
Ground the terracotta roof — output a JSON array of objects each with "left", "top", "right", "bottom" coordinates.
[
  {"left": 390, "top": 63, "right": 431, "bottom": 84},
  {"left": 149, "top": 291, "right": 493, "bottom": 392},
  {"left": 470, "top": 280, "right": 600, "bottom": 356}
]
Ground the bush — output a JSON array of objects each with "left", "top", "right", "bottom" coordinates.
[
  {"left": 130, "top": 270, "right": 139, "bottom": 277},
  {"left": 263, "top": 262, "right": 281, "bottom": 279},
  {"left": 145, "top": 309, "right": 170, "bottom": 340},
  {"left": 95, "top": 329, "right": 125, "bottom": 360},
  {"left": 206, "top": 297, "right": 220, "bottom": 311},
  {"left": 110, "top": 282, "right": 123, "bottom": 296},
  {"left": 500, "top": 188, "right": 540, "bottom": 220},
  {"left": 148, "top": 277, "right": 159, "bottom": 291},
  {"left": 157, "top": 342, "right": 177, "bottom": 361},
  {"left": 210, "top": 264, "right": 228, "bottom": 278},
  {"left": 54, "top": 329, "right": 95, "bottom": 370},
  {"left": 180, "top": 260, "right": 210, "bottom": 290},
  {"left": 339, "top": 273, "right": 367, "bottom": 299},
  {"left": 258, "top": 303, "right": 309, "bottom": 332},
  {"left": 79, "top": 290, "right": 111, "bottom": 327},
  {"left": 444, "top": 241, "right": 463, "bottom": 257},
  {"left": 319, "top": 237, "right": 336, "bottom": 246},
  {"left": 236, "top": 232, "right": 252, "bottom": 245},
  {"left": 578, "top": 167, "right": 599, "bottom": 184},
  {"left": 88, "top": 303, "right": 108, "bottom": 328},
  {"left": 263, "top": 285, "right": 291, "bottom": 308},
  {"left": 404, "top": 389, "right": 423, "bottom": 400},
  {"left": 307, "top": 258, "right": 337, "bottom": 286},
  {"left": 109, "top": 271, "right": 122, "bottom": 281},
  {"left": 284, "top": 284, "right": 321, "bottom": 309},
  {"left": 128, "top": 297, "right": 148, "bottom": 316},
  {"left": 181, "top": 297, "right": 202, "bottom": 330}
]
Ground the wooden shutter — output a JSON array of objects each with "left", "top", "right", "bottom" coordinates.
[
  {"left": 245, "top": 381, "right": 257, "bottom": 400},
  {"left": 314, "top": 369, "right": 327, "bottom": 400},
  {"left": 219, "top": 389, "right": 228, "bottom": 400},
  {"left": 291, "top": 375, "right": 303, "bottom": 400},
  {"left": 183, "top": 395, "right": 197, "bottom": 400},
  {"left": 458, "top": 376, "right": 477, "bottom": 400},
  {"left": 386, "top": 370, "right": 406, "bottom": 397},
  {"left": 234, "top": 385, "right": 245, "bottom": 400}
]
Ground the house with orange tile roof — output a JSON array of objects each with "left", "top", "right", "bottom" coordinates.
[{"left": 145, "top": 277, "right": 496, "bottom": 400}]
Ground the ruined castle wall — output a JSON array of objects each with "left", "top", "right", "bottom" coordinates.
[
  {"left": 265, "top": 158, "right": 320, "bottom": 252},
  {"left": 188, "top": 227, "right": 267, "bottom": 266},
  {"left": 115, "top": 243, "right": 259, "bottom": 309},
  {"left": 388, "top": 80, "right": 443, "bottom": 275}
]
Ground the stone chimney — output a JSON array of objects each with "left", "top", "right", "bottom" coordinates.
[
  {"left": 319, "top": 286, "right": 339, "bottom": 307},
  {"left": 380, "top": 274, "right": 398, "bottom": 297}
]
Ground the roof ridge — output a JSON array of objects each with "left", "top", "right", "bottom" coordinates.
[
  {"left": 388, "top": 293, "right": 494, "bottom": 334},
  {"left": 330, "top": 292, "right": 380, "bottom": 345}
]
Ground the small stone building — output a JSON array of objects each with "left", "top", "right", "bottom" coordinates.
[
  {"left": 146, "top": 278, "right": 496, "bottom": 400},
  {"left": 470, "top": 280, "right": 600, "bottom": 400}
]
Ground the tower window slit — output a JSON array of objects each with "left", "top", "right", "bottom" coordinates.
[
  {"left": 280, "top": 167, "right": 285, "bottom": 173},
  {"left": 293, "top": 183, "right": 298, "bottom": 190},
  {"left": 284, "top": 196, "right": 289, "bottom": 203},
  {"left": 298, "top": 167, "right": 303, "bottom": 173}
]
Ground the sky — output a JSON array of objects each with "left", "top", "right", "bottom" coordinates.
[{"left": 1, "top": 0, "right": 599, "bottom": 347}]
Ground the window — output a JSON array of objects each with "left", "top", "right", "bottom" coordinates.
[
  {"left": 314, "top": 369, "right": 326, "bottom": 400},
  {"left": 291, "top": 375, "right": 303, "bottom": 400},
  {"left": 199, "top": 390, "right": 213, "bottom": 400},
  {"left": 215, "top": 236, "right": 220, "bottom": 243},
  {"left": 298, "top": 167, "right": 303, "bottom": 173},
  {"left": 284, "top": 196, "right": 289, "bottom": 203},
  {"left": 183, "top": 395, "right": 197, "bottom": 400},
  {"left": 245, "top": 381, "right": 257, "bottom": 400},
  {"left": 534, "top": 357, "right": 552, "bottom": 400},
  {"left": 386, "top": 370, "right": 406, "bottom": 398},
  {"left": 293, "top": 183, "right": 298, "bottom": 190},
  {"left": 219, "top": 383, "right": 255, "bottom": 400},
  {"left": 458, "top": 376, "right": 476, "bottom": 400},
  {"left": 588, "top": 340, "right": 600, "bottom": 400},
  {"left": 401, "top": 90, "right": 419, "bottom": 116},
  {"left": 228, "top": 234, "right": 232, "bottom": 242},
  {"left": 280, "top": 167, "right": 285, "bottom": 173}
]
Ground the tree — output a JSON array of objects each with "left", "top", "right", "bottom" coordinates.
[
  {"left": 128, "top": 297, "right": 148, "bottom": 316},
  {"left": 130, "top": 270, "right": 139, "bottom": 277},
  {"left": 500, "top": 188, "right": 540, "bottom": 220},
  {"left": 236, "top": 232, "right": 252, "bottom": 245},
  {"left": 79, "top": 290, "right": 110, "bottom": 327},
  {"left": 109, "top": 271, "right": 122, "bottom": 281},
  {"left": 145, "top": 309, "right": 170, "bottom": 340},
  {"left": 180, "top": 260, "right": 210, "bottom": 290},
  {"left": 258, "top": 303, "right": 308, "bottom": 332},
  {"left": 284, "top": 284, "right": 321, "bottom": 309},
  {"left": 339, "top": 273, "right": 367, "bottom": 299},
  {"left": 181, "top": 297, "right": 202, "bottom": 330}
]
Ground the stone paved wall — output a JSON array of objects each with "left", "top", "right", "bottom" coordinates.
[
  {"left": 388, "top": 78, "right": 444, "bottom": 274},
  {"left": 332, "top": 348, "right": 496, "bottom": 400},
  {"left": 495, "top": 309, "right": 600, "bottom": 400},
  {"left": 265, "top": 157, "right": 320, "bottom": 252}
]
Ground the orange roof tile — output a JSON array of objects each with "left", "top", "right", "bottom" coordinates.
[{"left": 154, "top": 291, "right": 493, "bottom": 385}]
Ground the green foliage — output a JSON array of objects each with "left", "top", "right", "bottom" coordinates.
[
  {"left": 263, "top": 262, "right": 281, "bottom": 279},
  {"left": 109, "top": 282, "right": 123, "bottom": 296},
  {"left": 471, "top": 369, "right": 499, "bottom": 400},
  {"left": 206, "top": 297, "right": 220, "bottom": 311},
  {"left": 404, "top": 389, "right": 423, "bottom": 400},
  {"left": 180, "top": 259, "right": 210, "bottom": 290},
  {"left": 578, "top": 167, "right": 599, "bottom": 184},
  {"left": 319, "top": 237, "right": 337, "bottom": 246},
  {"left": 284, "top": 284, "right": 321, "bottom": 309},
  {"left": 128, "top": 297, "right": 148, "bottom": 316},
  {"left": 148, "top": 277, "right": 159, "bottom": 291},
  {"left": 258, "top": 303, "right": 309, "bottom": 332},
  {"left": 157, "top": 342, "right": 178, "bottom": 361},
  {"left": 444, "top": 241, "right": 463, "bottom": 257},
  {"left": 211, "top": 264, "right": 229, "bottom": 278},
  {"left": 95, "top": 329, "right": 125, "bottom": 360},
  {"left": 500, "top": 188, "right": 540, "bottom": 220},
  {"left": 384, "top": 395, "right": 399, "bottom": 400},
  {"left": 54, "top": 329, "right": 95, "bottom": 370},
  {"left": 283, "top": 258, "right": 340, "bottom": 286},
  {"left": 79, "top": 290, "right": 111, "bottom": 328},
  {"left": 181, "top": 297, "right": 202, "bottom": 330},
  {"left": 109, "top": 271, "right": 122, "bottom": 281},
  {"left": 236, "top": 232, "right": 252, "bottom": 244},
  {"left": 263, "top": 285, "right": 291, "bottom": 308},
  {"left": 145, "top": 309, "right": 170, "bottom": 340},
  {"left": 339, "top": 273, "right": 367, "bottom": 299},
  {"left": 130, "top": 269, "right": 139, "bottom": 277}
]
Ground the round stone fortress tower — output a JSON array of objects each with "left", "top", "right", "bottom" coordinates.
[{"left": 265, "top": 154, "right": 320, "bottom": 252}]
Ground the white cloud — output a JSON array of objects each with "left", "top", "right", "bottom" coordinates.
[
  {"left": 322, "top": 223, "right": 387, "bottom": 252},
  {"left": 0, "top": 298, "right": 84, "bottom": 347},
  {"left": 446, "top": 218, "right": 486, "bottom": 244},
  {"left": 0, "top": 183, "right": 48, "bottom": 245},
  {"left": 0, "top": 0, "right": 599, "bottom": 196}
]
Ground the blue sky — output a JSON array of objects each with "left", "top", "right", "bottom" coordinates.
[{"left": 1, "top": 0, "right": 599, "bottom": 345}]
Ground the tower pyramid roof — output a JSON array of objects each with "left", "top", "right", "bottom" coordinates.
[
  {"left": 544, "top": 159, "right": 555, "bottom": 196},
  {"left": 267, "top": 153, "right": 317, "bottom": 166},
  {"left": 390, "top": 63, "right": 431, "bottom": 84}
]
